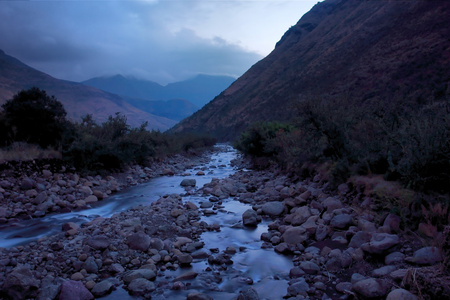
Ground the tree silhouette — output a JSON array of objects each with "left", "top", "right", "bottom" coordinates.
[{"left": 1, "top": 87, "right": 68, "bottom": 148}]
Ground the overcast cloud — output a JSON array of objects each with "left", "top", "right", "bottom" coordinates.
[{"left": 0, "top": 0, "right": 317, "bottom": 84}]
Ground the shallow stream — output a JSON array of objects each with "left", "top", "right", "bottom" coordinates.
[{"left": 0, "top": 144, "right": 292, "bottom": 298}]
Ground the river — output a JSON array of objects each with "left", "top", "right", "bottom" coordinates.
[{"left": 0, "top": 144, "right": 292, "bottom": 299}]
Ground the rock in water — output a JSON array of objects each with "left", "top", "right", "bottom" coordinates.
[
  {"left": 242, "top": 209, "right": 258, "bottom": 227},
  {"left": 180, "top": 178, "right": 196, "bottom": 187},
  {"left": 59, "top": 280, "right": 94, "bottom": 300}
]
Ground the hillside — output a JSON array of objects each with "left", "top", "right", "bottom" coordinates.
[
  {"left": 0, "top": 50, "right": 176, "bottom": 130},
  {"left": 172, "top": 0, "right": 450, "bottom": 140}
]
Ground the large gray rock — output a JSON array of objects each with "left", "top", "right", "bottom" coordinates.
[
  {"left": 59, "top": 280, "right": 94, "bottom": 300},
  {"left": 349, "top": 231, "right": 372, "bottom": 248},
  {"left": 187, "top": 293, "right": 214, "bottom": 300},
  {"left": 3, "top": 266, "right": 39, "bottom": 299},
  {"left": 237, "top": 287, "right": 259, "bottom": 300},
  {"left": 330, "top": 214, "right": 353, "bottom": 229},
  {"left": 405, "top": 246, "right": 442, "bottom": 265},
  {"left": 262, "top": 201, "right": 284, "bottom": 216},
  {"left": 361, "top": 233, "right": 399, "bottom": 254},
  {"left": 86, "top": 235, "right": 110, "bottom": 250},
  {"left": 127, "top": 232, "right": 151, "bottom": 251},
  {"left": 352, "top": 278, "right": 389, "bottom": 299},
  {"left": 91, "top": 280, "right": 115, "bottom": 297},
  {"left": 386, "top": 288, "right": 418, "bottom": 300},
  {"left": 282, "top": 226, "right": 309, "bottom": 245},
  {"left": 123, "top": 269, "right": 156, "bottom": 284},
  {"left": 180, "top": 178, "right": 196, "bottom": 187},
  {"left": 83, "top": 257, "right": 98, "bottom": 274},
  {"left": 242, "top": 209, "right": 258, "bottom": 227},
  {"left": 287, "top": 277, "right": 309, "bottom": 297},
  {"left": 127, "top": 278, "right": 156, "bottom": 296}
]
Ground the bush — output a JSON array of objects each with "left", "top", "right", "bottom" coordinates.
[{"left": 1, "top": 87, "right": 68, "bottom": 148}]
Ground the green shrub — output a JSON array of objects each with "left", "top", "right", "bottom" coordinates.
[{"left": 1, "top": 87, "right": 68, "bottom": 148}]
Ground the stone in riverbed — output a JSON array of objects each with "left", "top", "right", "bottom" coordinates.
[
  {"left": 361, "top": 233, "right": 399, "bottom": 254},
  {"left": 262, "top": 201, "right": 284, "bottom": 216},
  {"left": 127, "top": 278, "right": 156, "bottom": 296},
  {"left": 91, "top": 279, "right": 116, "bottom": 297},
  {"left": 59, "top": 280, "right": 94, "bottom": 300},
  {"left": 86, "top": 235, "right": 110, "bottom": 250},
  {"left": 386, "top": 288, "right": 418, "bottom": 300},
  {"left": 3, "top": 266, "right": 39, "bottom": 299},
  {"left": 180, "top": 179, "right": 196, "bottom": 187},
  {"left": 242, "top": 209, "right": 258, "bottom": 227},
  {"left": 405, "top": 246, "right": 442, "bottom": 265},
  {"left": 287, "top": 277, "right": 309, "bottom": 297},
  {"left": 330, "top": 214, "right": 353, "bottom": 229},
  {"left": 237, "top": 287, "right": 259, "bottom": 300},
  {"left": 187, "top": 292, "right": 214, "bottom": 300},
  {"left": 127, "top": 232, "right": 151, "bottom": 251},
  {"left": 123, "top": 269, "right": 157, "bottom": 284},
  {"left": 352, "top": 278, "right": 389, "bottom": 299},
  {"left": 282, "top": 226, "right": 309, "bottom": 245}
]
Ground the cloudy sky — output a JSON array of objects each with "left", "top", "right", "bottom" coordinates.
[{"left": 0, "top": 0, "right": 318, "bottom": 85}]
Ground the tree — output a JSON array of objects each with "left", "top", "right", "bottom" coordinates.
[{"left": 1, "top": 87, "right": 68, "bottom": 148}]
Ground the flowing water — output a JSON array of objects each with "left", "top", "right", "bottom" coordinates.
[{"left": 0, "top": 144, "right": 292, "bottom": 298}]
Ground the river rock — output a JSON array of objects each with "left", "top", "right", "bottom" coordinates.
[
  {"left": 83, "top": 257, "right": 99, "bottom": 274},
  {"left": 288, "top": 206, "right": 311, "bottom": 226},
  {"left": 282, "top": 226, "right": 309, "bottom": 245},
  {"left": 237, "top": 287, "right": 259, "bottom": 300},
  {"left": 287, "top": 277, "right": 309, "bottom": 297},
  {"left": 361, "top": 233, "right": 399, "bottom": 254},
  {"left": 20, "top": 177, "right": 35, "bottom": 190},
  {"left": 62, "top": 222, "right": 80, "bottom": 232},
  {"left": 330, "top": 214, "right": 353, "bottom": 229},
  {"left": 177, "top": 254, "right": 193, "bottom": 265},
  {"left": 242, "top": 209, "right": 258, "bottom": 227},
  {"left": 299, "top": 261, "right": 320, "bottom": 275},
  {"left": 127, "top": 232, "right": 151, "bottom": 251},
  {"left": 127, "top": 278, "right": 156, "bottom": 296},
  {"left": 123, "top": 269, "right": 156, "bottom": 284},
  {"left": 84, "top": 195, "right": 98, "bottom": 204},
  {"left": 187, "top": 293, "right": 214, "bottom": 300},
  {"left": 372, "top": 265, "right": 397, "bottom": 277},
  {"left": 262, "top": 201, "right": 284, "bottom": 216},
  {"left": 323, "top": 197, "right": 343, "bottom": 211},
  {"left": 348, "top": 231, "right": 372, "bottom": 248},
  {"left": 386, "top": 288, "right": 418, "bottom": 300},
  {"left": 405, "top": 246, "right": 442, "bottom": 265},
  {"left": 3, "top": 266, "right": 39, "bottom": 299},
  {"left": 174, "top": 271, "right": 198, "bottom": 281},
  {"left": 86, "top": 235, "right": 110, "bottom": 250},
  {"left": 385, "top": 251, "right": 405, "bottom": 264},
  {"left": 180, "top": 179, "right": 196, "bottom": 187},
  {"left": 91, "top": 279, "right": 115, "bottom": 297},
  {"left": 59, "top": 280, "right": 94, "bottom": 300},
  {"left": 352, "top": 278, "right": 389, "bottom": 298}
]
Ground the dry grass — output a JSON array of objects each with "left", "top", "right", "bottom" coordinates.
[{"left": 0, "top": 142, "right": 61, "bottom": 163}]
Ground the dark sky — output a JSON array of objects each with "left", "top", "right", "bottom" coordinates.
[{"left": 0, "top": 0, "right": 317, "bottom": 84}]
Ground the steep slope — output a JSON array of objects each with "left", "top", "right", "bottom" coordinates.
[
  {"left": 0, "top": 50, "right": 176, "bottom": 130},
  {"left": 122, "top": 97, "right": 199, "bottom": 121},
  {"left": 173, "top": 0, "right": 450, "bottom": 140}
]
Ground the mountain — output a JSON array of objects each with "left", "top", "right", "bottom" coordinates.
[
  {"left": 122, "top": 97, "right": 199, "bottom": 121},
  {"left": 82, "top": 74, "right": 236, "bottom": 108},
  {"left": 172, "top": 0, "right": 450, "bottom": 140},
  {"left": 0, "top": 50, "right": 176, "bottom": 130}
]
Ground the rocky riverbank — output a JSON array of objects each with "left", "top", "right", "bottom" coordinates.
[
  {"left": 0, "top": 152, "right": 211, "bottom": 224},
  {"left": 0, "top": 147, "right": 448, "bottom": 299}
]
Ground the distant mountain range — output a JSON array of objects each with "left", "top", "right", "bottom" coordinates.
[
  {"left": 172, "top": 0, "right": 450, "bottom": 140},
  {"left": 0, "top": 50, "right": 235, "bottom": 129},
  {"left": 82, "top": 74, "right": 236, "bottom": 120},
  {"left": 0, "top": 50, "right": 176, "bottom": 130}
]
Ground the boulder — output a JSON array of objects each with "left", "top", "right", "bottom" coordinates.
[
  {"left": 86, "top": 235, "right": 110, "bottom": 250},
  {"left": 180, "top": 179, "right": 196, "bottom": 187},
  {"left": 237, "top": 287, "right": 259, "bottom": 300},
  {"left": 386, "top": 288, "right": 418, "bottom": 300},
  {"left": 405, "top": 246, "right": 442, "bottom": 265},
  {"left": 91, "top": 280, "right": 115, "bottom": 297},
  {"left": 127, "top": 232, "right": 151, "bottom": 251},
  {"left": 127, "top": 278, "right": 156, "bottom": 296},
  {"left": 262, "top": 201, "right": 284, "bottom": 216},
  {"left": 3, "top": 266, "right": 39, "bottom": 299},
  {"left": 242, "top": 209, "right": 258, "bottom": 227},
  {"left": 282, "top": 226, "right": 309, "bottom": 245},
  {"left": 123, "top": 269, "right": 157, "bottom": 284},
  {"left": 187, "top": 293, "right": 214, "bottom": 300},
  {"left": 59, "top": 280, "right": 94, "bottom": 300},
  {"left": 352, "top": 278, "right": 389, "bottom": 299},
  {"left": 361, "top": 233, "right": 399, "bottom": 254},
  {"left": 330, "top": 214, "right": 353, "bottom": 229}
]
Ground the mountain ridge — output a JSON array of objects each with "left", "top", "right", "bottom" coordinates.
[
  {"left": 0, "top": 50, "right": 176, "bottom": 130},
  {"left": 172, "top": 0, "right": 450, "bottom": 140}
]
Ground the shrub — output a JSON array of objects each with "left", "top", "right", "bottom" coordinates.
[{"left": 1, "top": 87, "right": 68, "bottom": 148}]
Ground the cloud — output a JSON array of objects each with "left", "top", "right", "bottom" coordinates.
[{"left": 0, "top": 0, "right": 314, "bottom": 84}]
